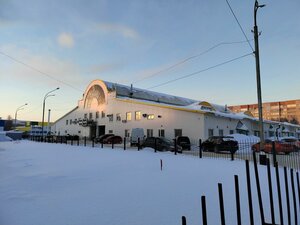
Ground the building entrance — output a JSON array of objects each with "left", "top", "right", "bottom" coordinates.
[{"left": 98, "top": 125, "right": 105, "bottom": 137}]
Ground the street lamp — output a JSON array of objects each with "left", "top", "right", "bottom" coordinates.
[
  {"left": 14, "top": 103, "right": 28, "bottom": 130},
  {"left": 253, "top": 0, "right": 265, "bottom": 149},
  {"left": 42, "top": 87, "right": 59, "bottom": 138}
]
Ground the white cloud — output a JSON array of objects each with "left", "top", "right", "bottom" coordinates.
[
  {"left": 57, "top": 32, "right": 74, "bottom": 48},
  {"left": 96, "top": 23, "right": 139, "bottom": 40}
]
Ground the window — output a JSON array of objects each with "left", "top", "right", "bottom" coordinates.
[
  {"left": 96, "top": 111, "right": 99, "bottom": 119},
  {"left": 116, "top": 113, "right": 121, "bottom": 121},
  {"left": 108, "top": 114, "right": 113, "bottom": 122},
  {"left": 126, "top": 112, "right": 132, "bottom": 121},
  {"left": 254, "top": 130, "right": 260, "bottom": 137},
  {"left": 89, "top": 113, "right": 93, "bottom": 120},
  {"left": 135, "top": 111, "right": 141, "bottom": 120},
  {"left": 147, "top": 129, "right": 153, "bottom": 137},
  {"left": 109, "top": 130, "right": 113, "bottom": 134},
  {"left": 147, "top": 114, "right": 154, "bottom": 120},
  {"left": 158, "top": 129, "right": 165, "bottom": 137},
  {"left": 174, "top": 129, "right": 182, "bottom": 137},
  {"left": 66, "top": 120, "right": 68, "bottom": 125},
  {"left": 84, "top": 113, "right": 87, "bottom": 119},
  {"left": 101, "top": 111, "right": 105, "bottom": 118},
  {"left": 125, "top": 129, "right": 130, "bottom": 137},
  {"left": 70, "top": 119, "right": 72, "bottom": 125},
  {"left": 208, "top": 129, "right": 214, "bottom": 137},
  {"left": 219, "top": 129, "right": 224, "bottom": 136},
  {"left": 230, "top": 130, "right": 234, "bottom": 134}
]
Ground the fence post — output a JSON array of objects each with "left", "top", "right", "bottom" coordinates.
[
  {"left": 284, "top": 167, "right": 291, "bottom": 225},
  {"left": 181, "top": 216, "right": 186, "bottom": 225},
  {"left": 101, "top": 140, "right": 103, "bottom": 149},
  {"left": 267, "top": 159, "right": 275, "bottom": 224},
  {"left": 199, "top": 139, "right": 202, "bottom": 158},
  {"left": 154, "top": 138, "right": 157, "bottom": 153},
  {"left": 174, "top": 138, "right": 177, "bottom": 155},
  {"left": 138, "top": 137, "right": 140, "bottom": 151},
  {"left": 218, "top": 183, "right": 226, "bottom": 225},
  {"left": 92, "top": 138, "right": 94, "bottom": 148},
  {"left": 71, "top": 136, "right": 73, "bottom": 146},
  {"left": 112, "top": 138, "right": 114, "bottom": 149},
  {"left": 77, "top": 137, "right": 79, "bottom": 146},
  {"left": 231, "top": 150, "right": 234, "bottom": 161},
  {"left": 290, "top": 169, "right": 298, "bottom": 225},
  {"left": 272, "top": 141, "right": 277, "bottom": 167},
  {"left": 234, "top": 175, "right": 242, "bottom": 225},
  {"left": 245, "top": 160, "right": 254, "bottom": 225},
  {"left": 84, "top": 136, "right": 86, "bottom": 147},
  {"left": 275, "top": 162, "right": 284, "bottom": 225},
  {"left": 201, "top": 196, "right": 208, "bottom": 225},
  {"left": 252, "top": 151, "right": 265, "bottom": 225},
  {"left": 124, "top": 137, "right": 126, "bottom": 150}
]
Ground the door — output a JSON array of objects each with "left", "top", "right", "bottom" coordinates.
[{"left": 98, "top": 125, "right": 105, "bottom": 137}]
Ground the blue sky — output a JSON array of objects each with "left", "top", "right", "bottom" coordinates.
[{"left": 0, "top": 0, "right": 299, "bottom": 121}]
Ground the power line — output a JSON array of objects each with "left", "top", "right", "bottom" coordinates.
[
  {"left": 225, "top": 0, "right": 254, "bottom": 52},
  {"left": 147, "top": 52, "right": 253, "bottom": 90},
  {"left": 133, "top": 40, "right": 253, "bottom": 84},
  {"left": 0, "top": 50, "right": 83, "bottom": 92}
]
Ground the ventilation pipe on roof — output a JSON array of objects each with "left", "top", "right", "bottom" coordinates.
[{"left": 130, "top": 84, "right": 133, "bottom": 98}]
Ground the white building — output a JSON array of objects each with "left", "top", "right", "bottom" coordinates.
[{"left": 52, "top": 80, "right": 300, "bottom": 143}]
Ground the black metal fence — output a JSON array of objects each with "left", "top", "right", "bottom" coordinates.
[
  {"left": 29, "top": 135, "right": 300, "bottom": 224},
  {"left": 181, "top": 152, "right": 300, "bottom": 225}
]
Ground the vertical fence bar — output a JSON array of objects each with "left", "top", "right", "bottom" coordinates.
[
  {"left": 154, "top": 138, "right": 157, "bottom": 153},
  {"left": 124, "top": 137, "right": 126, "bottom": 150},
  {"left": 92, "top": 138, "right": 94, "bottom": 148},
  {"left": 101, "top": 140, "right": 103, "bottom": 148},
  {"left": 245, "top": 160, "right": 254, "bottom": 225},
  {"left": 71, "top": 136, "right": 73, "bottom": 146},
  {"left": 297, "top": 172, "right": 300, "bottom": 211},
  {"left": 272, "top": 141, "right": 277, "bottom": 167},
  {"left": 218, "top": 183, "right": 226, "bottom": 225},
  {"left": 77, "top": 138, "right": 79, "bottom": 146},
  {"left": 199, "top": 139, "right": 202, "bottom": 158},
  {"left": 290, "top": 169, "right": 298, "bottom": 225},
  {"left": 138, "top": 137, "right": 140, "bottom": 151},
  {"left": 231, "top": 150, "right": 234, "bottom": 161},
  {"left": 84, "top": 136, "right": 86, "bottom": 147},
  {"left": 181, "top": 216, "right": 186, "bottom": 225},
  {"left": 284, "top": 167, "right": 291, "bottom": 225},
  {"left": 267, "top": 159, "right": 275, "bottom": 224},
  {"left": 252, "top": 151, "right": 265, "bottom": 225},
  {"left": 234, "top": 175, "right": 242, "bottom": 225},
  {"left": 112, "top": 138, "right": 114, "bottom": 149},
  {"left": 275, "top": 163, "right": 284, "bottom": 225},
  {"left": 201, "top": 196, "right": 208, "bottom": 225},
  {"left": 174, "top": 138, "right": 177, "bottom": 155}
]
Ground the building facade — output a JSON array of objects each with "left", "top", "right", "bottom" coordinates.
[
  {"left": 229, "top": 100, "right": 300, "bottom": 124},
  {"left": 52, "top": 80, "right": 300, "bottom": 143}
]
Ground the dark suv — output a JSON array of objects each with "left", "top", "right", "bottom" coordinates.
[
  {"left": 202, "top": 136, "right": 238, "bottom": 153},
  {"left": 175, "top": 136, "right": 191, "bottom": 150},
  {"left": 142, "top": 137, "right": 182, "bottom": 152}
]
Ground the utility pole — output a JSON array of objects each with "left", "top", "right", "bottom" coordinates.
[{"left": 253, "top": 0, "right": 265, "bottom": 149}]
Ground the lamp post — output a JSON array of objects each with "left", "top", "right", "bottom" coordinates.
[
  {"left": 14, "top": 103, "right": 28, "bottom": 130},
  {"left": 253, "top": 0, "right": 265, "bottom": 149},
  {"left": 42, "top": 87, "right": 59, "bottom": 138}
]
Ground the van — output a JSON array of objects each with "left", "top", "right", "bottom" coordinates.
[{"left": 131, "top": 128, "right": 144, "bottom": 146}]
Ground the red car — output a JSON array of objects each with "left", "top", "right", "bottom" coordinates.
[
  {"left": 103, "top": 135, "right": 123, "bottom": 144},
  {"left": 281, "top": 138, "right": 300, "bottom": 150},
  {"left": 252, "top": 140, "right": 295, "bottom": 154}
]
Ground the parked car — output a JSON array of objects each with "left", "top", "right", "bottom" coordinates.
[
  {"left": 202, "top": 136, "right": 238, "bottom": 153},
  {"left": 281, "top": 137, "right": 300, "bottom": 150},
  {"left": 94, "top": 134, "right": 114, "bottom": 143},
  {"left": 175, "top": 136, "right": 191, "bottom": 150},
  {"left": 130, "top": 128, "right": 145, "bottom": 146},
  {"left": 103, "top": 135, "right": 123, "bottom": 144},
  {"left": 142, "top": 137, "right": 182, "bottom": 152},
  {"left": 252, "top": 139, "right": 295, "bottom": 154}
]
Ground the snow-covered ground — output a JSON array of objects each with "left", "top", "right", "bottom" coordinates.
[{"left": 0, "top": 141, "right": 296, "bottom": 225}]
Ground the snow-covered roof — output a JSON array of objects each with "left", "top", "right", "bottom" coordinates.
[{"left": 103, "top": 81, "right": 197, "bottom": 106}]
